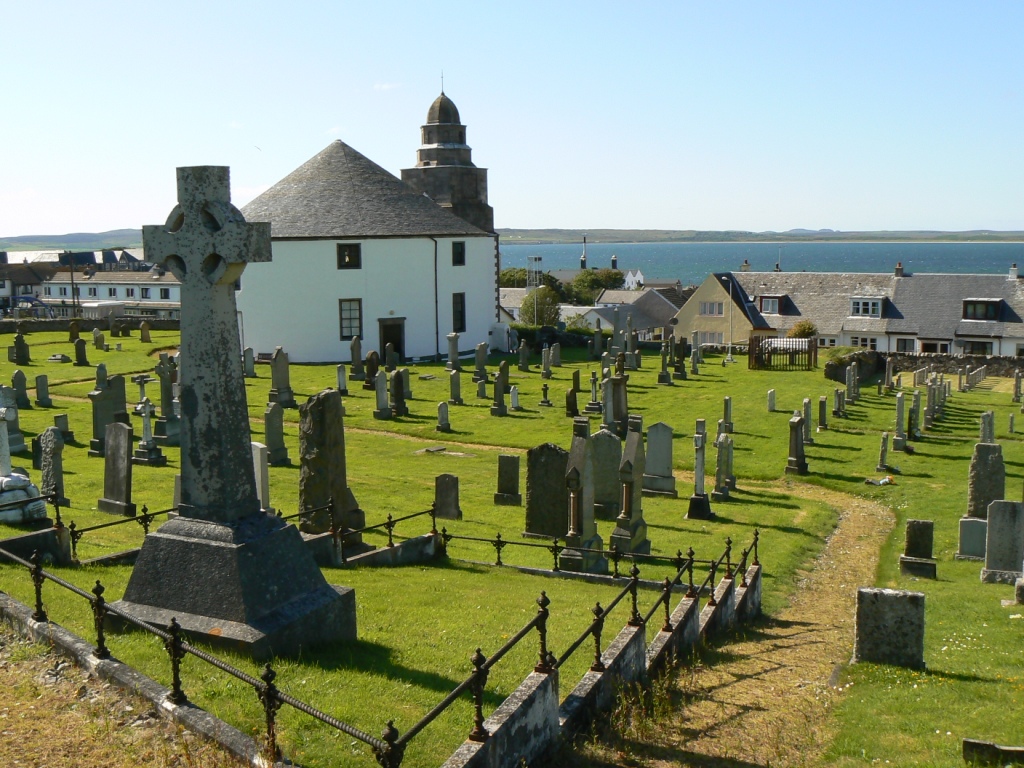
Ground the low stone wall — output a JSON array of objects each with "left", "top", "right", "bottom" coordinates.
[
  {"left": 824, "top": 350, "right": 882, "bottom": 384},
  {"left": 0, "top": 317, "right": 179, "bottom": 335},
  {"left": 887, "top": 352, "right": 1024, "bottom": 378},
  {"left": 344, "top": 533, "right": 441, "bottom": 567}
]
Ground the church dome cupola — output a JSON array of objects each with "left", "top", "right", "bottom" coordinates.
[{"left": 427, "top": 92, "right": 461, "bottom": 125}]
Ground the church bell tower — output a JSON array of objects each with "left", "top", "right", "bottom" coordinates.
[{"left": 402, "top": 91, "right": 494, "bottom": 233}]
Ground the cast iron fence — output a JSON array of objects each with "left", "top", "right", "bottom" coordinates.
[{"left": 748, "top": 334, "right": 818, "bottom": 371}]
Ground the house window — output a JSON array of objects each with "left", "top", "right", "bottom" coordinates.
[
  {"left": 850, "top": 336, "right": 878, "bottom": 350},
  {"left": 453, "top": 292, "right": 467, "bottom": 333},
  {"left": 699, "top": 331, "right": 724, "bottom": 345},
  {"left": 337, "top": 243, "right": 362, "bottom": 270},
  {"left": 338, "top": 298, "right": 362, "bottom": 340},
  {"left": 125, "top": 288, "right": 135, "bottom": 298},
  {"left": 108, "top": 288, "right": 117, "bottom": 297},
  {"left": 760, "top": 297, "right": 780, "bottom": 314},
  {"left": 452, "top": 242, "right": 466, "bottom": 266},
  {"left": 896, "top": 338, "right": 916, "bottom": 353},
  {"left": 59, "top": 287, "right": 68, "bottom": 296},
  {"left": 0, "top": 280, "right": 5, "bottom": 288},
  {"left": 44, "top": 287, "right": 52, "bottom": 296},
  {"left": 963, "top": 301, "right": 999, "bottom": 320},
  {"left": 850, "top": 298, "right": 882, "bottom": 318},
  {"left": 965, "top": 341, "right": 993, "bottom": 355},
  {"left": 87, "top": 287, "right": 97, "bottom": 297},
  {"left": 699, "top": 301, "right": 724, "bottom": 316},
  {"left": 160, "top": 288, "right": 170, "bottom": 300},
  {"left": 141, "top": 287, "right": 151, "bottom": 299},
  {"left": 939, "top": 343, "right": 949, "bottom": 353}
]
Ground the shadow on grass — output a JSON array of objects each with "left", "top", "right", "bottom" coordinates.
[{"left": 812, "top": 442, "right": 862, "bottom": 452}]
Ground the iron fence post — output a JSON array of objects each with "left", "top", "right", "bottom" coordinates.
[
  {"left": 374, "top": 720, "right": 405, "bottom": 768},
  {"left": 468, "top": 649, "right": 490, "bottom": 742},
  {"left": 724, "top": 536, "right": 733, "bottom": 579},
  {"left": 52, "top": 499, "right": 63, "bottom": 529},
  {"left": 386, "top": 513, "right": 395, "bottom": 548},
  {"left": 661, "top": 577, "right": 674, "bottom": 632},
  {"left": 686, "top": 547, "right": 697, "bottom": 598},
  {"left": 257, "top": 663, "right": 283, "bottom": 761},
  {"left": 493, "top": 532, "right": 505, "bottom": 566},
  {"left": 707, "top": 560, "right": 718, "bottom": 606},
  {"left": 91, "top": 580, "right": 110, "bottom": 659},
  {"left": 610, "top": 544, "right": 621, "bottom": 578},
  {"left": 590, "top": 602, "right": 606, "bottom": 672},
  {"left": 29, "top": 550, "right": 46, "bottom": 623},
  {"left": 440, "top": 527, "right": 451, "bottom": 557},
  {"left": 753, "top": 529, "right": 760, "bottom": 566},
  {"left": 550, "top": 538, "right": 562, "bottom": 572},
  {"left": 165, "top": 617, "right": 187, "bottom": 704},
  {"left": 628, "top": 564, "right": 643, "bottom": 627},
  {"left": 69, "top": 521, "right": 80, "bottom": 562},
  {"left": 430, "top": 502, "right": 438, "bottom": 535},
  {"left": 534, "top": 592, "right": 554, "bottom": 673}
]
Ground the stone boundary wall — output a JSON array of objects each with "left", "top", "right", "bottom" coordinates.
[
  {"left": 887, "top": 352, "right": 1024, "bottom": 378},
  {"left": 0, "top": 318, "right": 180, "bottom": 335}
]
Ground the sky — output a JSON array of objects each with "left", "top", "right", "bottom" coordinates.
[{"left": 2, "top": 1, "right": 1023, "bottom": 236}]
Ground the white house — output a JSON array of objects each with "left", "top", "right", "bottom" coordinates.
[
  {"left": 237, "top": 139, "right": 497, "bottom": 363},
  {"left": 623, "top": 269, "right": 645, "bottom": 290},
  {"left": 41, "top": 268, "right": 181, "bottom": 319}
]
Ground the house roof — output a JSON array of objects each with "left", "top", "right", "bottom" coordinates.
[
  {"left": 46, "top": 269, "right": 180, "bottom": 285},
  {"left": 0, "top": 263, "right": 59, "bottom": 285},
  {"left": 499, "top": 287, "right": 529, "bottom": 310},
  {"left": 240, "top": 140, "right": 489, "bottom": 240},
  {"left": 587, "top": 303, "right": 661, "bottom": 332}
]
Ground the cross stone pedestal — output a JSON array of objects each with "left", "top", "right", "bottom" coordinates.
[
  {"left": 686, "top": 493, "right": 713, "bottom": 520},
  {"left": 114, "top": 167, "right": 356, "bottom": 660}
]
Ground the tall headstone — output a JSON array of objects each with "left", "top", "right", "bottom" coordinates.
[
  {"left": 657, "top": 343, "right": 672, "bottom": 385},
  {"left": 448, "top": 369, "right": 464, "bottom": 405},
  {"left": 565, "top": 388, "right": 579, "bottom": 417},
  {"left": 687, "top": 430, "right": 713, "bottom": 519},
  {"left": 610, "top": 415, "right": 650, "bottom": 555},
  {"left": 642, "top": 421, "right": 677, "bottom": 497},
  {"left": 590, "top": 427, "right": 622, "bottom": 519},
  {"left": 117, "top": 167, "right": 355, "bottom": 659},
  {"left": 817, "top": 395, "right": 828, "bottom": 432},
  {"left": 802, "top": 398, "right": 814, "bottom": 444},
  {"left": 785, "top": 415, "right": 808, "bottom": 475},
  {"left": 584, "top": 371, "right": 602, "bottom": 413},
  {"left": 12, "top": 334, "right": 30, "bottom": 366},
  {"left": 349, "top": 337, "right": 365, "bottom": 380},
  {"left": 722, "top": 396, "right": 734, "bottom": 433},
  {"left": 390, "top": 369, "right": 409, "bottom": 417},
  {"left": 97, "top": 422, "right": 137, "bottom": 516},
  {"left": 909, "top": 390, "right": 921, "bottom": 439},
  {"left": 767, "top": 389, "right": 776, "bottom": 412},
  {"left": 87, "top": 368, "right": 126, "bottom": 457},
  {"left": 980, "top": 411, "right": 996, "bottom": 444},
  {"left": 68, "top": 320, "right": 80, "bottom": 342},
  {"left": 958, "top": 442, "right": 1004, "bottom": 559},
  {"left": 39, "top": 426, "right": 70, "bottom": 507},
  {"left": 510, "top": 385, "right": 523, "bottom": 411},
  {"left": 139, "top": 320, "right": 152, "bottom": 343},
  {"left": 363, "top": 350, "right": 380, "bottom": 390},
  {"left": 251, "top": 442, "right": 273, "bottom": 514},
  {"left": 373, "top": 372, "right": 392, "bottom": 420},
  {"left": 876, "top": 432, "right": 889, "bottom": 472},
  {"left": 518, "top": 340, "right": 531, "bottom": 372},
  {"left": 264, "top": 401, "right": 289, "bottom": 466},
  {"left": 434, "top": 474, "right": 462, "bottom": 520},
  {"left": 893, "top": 392, "right": 907, "bottom": 451},
  {"left": 336, "top": 364, "right": 348, "bottom": 396},
  {"left": 153, "top": 352, "right": 180, "bottom": 446},
  {"left": 132, "top": 398, "right": 166, "bottom": 466},
  {"left": 33, "top": 375, "right": 52, "bottom": 408},
  {"left": 437, "top": 401, "right": 452, "bottom": 432},
  {"left": 54, "top": 413, "right": 74, "bottom": 443},
  {"left": 384, "top": 342, "right": 399, "bottom": 372},
  {"left": 268, "top": 347, "right": 297, "bottom": 408},
  {"left": 491, "top": 361, "right": 508, "bottom": 416},
  {"left": 899, "top": 519, "right": 937, "bottom": 579},
  {"left": 541, "top": 346, "right": 553, "bottom": 379},
  {"left": 711, "top": 433, "right": 731, "bottom": 501},
  {"left": 243, "top": 347, "right": 256, "bottom": 377},
  {"left": 473, "top": 341, "right": 488, "bottom": 382},
  {"left": 561, "top": 418, "right": 608, "bottom": 574},
  {"left": 73, "top": 338, "right": 90, "bottom": 367},
  {"left": 446, "top": 332, "right": 461, "bottom": 371},
  {"left": 11, "top": 370, "right": 30, "bottom": 409},
  {"left": 523, "top": 443, "right": 569, "bottom": 539},
  {"left": 981, "top": 501, "right": 1024, "bottom": 584},
  {"left": 494, "top": 454, "right": 522, "bottom": 505},
  {"left": 298, "top": 389, "right": 363, "bottom": 537},
  {"left": 551, "top": 342, "right": 561, "bottom": 367}
]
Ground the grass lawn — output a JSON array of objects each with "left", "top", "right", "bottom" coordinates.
[{"left": 1, "top": 331, "right": 1022, "bottom": 766}]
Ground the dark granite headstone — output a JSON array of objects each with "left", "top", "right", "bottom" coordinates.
[
  {"left": 524, "top": 443, "right": 569, "bottom": 539},
  {"left": 11, "top": 370, "right": 30, "bottom": 409},
  {"left": 434, "top": 474, "right": 462, "bottom": 520},
  {"left": 97, "top": 422, "right": 137, "bottom": 516},
  {"left": 73, "top": 338, "right": 90, "bottom": 367},
  {"left": 34, "top": 375, "right": 52, "bottom": 408},
  {"left": 264, "top": 402, "right": 289, "bottom": 466},
  {"left": 494, "top": 454, "right": 522, "bottom": 505}
]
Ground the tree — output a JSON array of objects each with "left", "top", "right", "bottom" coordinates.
[
  {"left": 499, "top": 267, "right": 527, "bottom": 287},
  {"left": 519, "top": 285, "right": 561, "bottom": 326},
  {"left": 568, "top": 268, "right": 625, "bottom": 304},
  {"left": 787, "top": 320, "right": 819, "bottom": 338}
]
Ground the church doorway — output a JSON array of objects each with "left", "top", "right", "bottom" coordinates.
[{"left": 378, "top": 317, "right": 405, "bottom": 361}]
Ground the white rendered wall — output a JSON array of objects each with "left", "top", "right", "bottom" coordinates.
[{"left": 236, "top": 235, "right": 497, "bottom": 363}]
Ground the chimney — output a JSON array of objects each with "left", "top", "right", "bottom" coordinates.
[
  {"left": 1010, "top": 263, "right": 1019, "bottom": 281},
  {"left": 611, "top": 254, "right": 618, "bottom": 270},
  {"left": 740, "top": 259, "right": 751, "bottom": 272},
  {"left": 894, "top": 262, "right": 904, "bottom": 277},
  {"left": 580, "top": 235, "right": 587, "bottom": 270}
]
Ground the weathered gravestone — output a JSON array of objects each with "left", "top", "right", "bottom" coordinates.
[
  {"left": 349, "top": 337, "right": 364, "bottom": 381},
  {"left": 982, "top": 501, "right": 1024, "bottom": 584},
  {"left": 116, "top": 166, "right": 356, "bottom": 659},
  {"left": 34, "top": 375, "right": 52, "bottom": 408},
  {"left": 54, "top": 413, "right": 74, "bottom": 443},
  {"left": 473, "top": 341, "right": 488, "bottom": 382},
  {"left": 446, "top": 332, "right": 461, "bottom": 371},
  {"left": 436, "top": 402, "right": 451, "bottom": 433},
  {"left": 591, "top": 427, "right": 622, "bottom": 519},
  {"left": 785, "top": 414, "right": 808, "bottom": 475},
  {"left": 264, "top": 402, "right": 289, "bottom": 465},
  {"left": 12, "top": 370, "right": 30, "bottom": 409},
  {"left": 494, "top": 454, "right": 522, "bottom": 505},
  {"left": 767, "top": 389, "right": 776, "bottom": 412},
  {"left": 899, "top": 519, "right": 936, "bottom": 578},
  {"left": 642, "top": 421, "right": 677, "bottom": 497},
  {"left": 363, "top": 350, "right": 380, "bottom": 390},
  {"left": 958, "top": 443, "right": 1004, "bottom": 559},
  {"left": 565, "top": 388, "right": 579, "bottom": 417},
  {"left": 93, "top": 329, "right": 105, "bottom": 350},
  {"left": 139, "top": 320, "right": 152, "bottom": 343},
  {"left": 491, "top": 361, "right": 508, "bottom": 417},
  {"left": 87, "top": 367, "right": 127, "bottom": 457},
  {"left": 687, "top": 429, "right": 713, "bottom": 519},
  {"left": 610, "top": 415, "right": 650, "bottom": 555},
  {"left": 448, "top": 369, "right": 463, "bottom": 405},
  {"left": 68, "top": 320, "right": 80, "bottom": 342},
  {"left": 12, "top": 334, "right": 30, "bottom": 366},
  {"left": 132, "top": 399, "right": 166, "bottom": 466},
  {"left": 523, "top": 442, "right": 569, "bottom": 539},
  {"left": 0, "top": 387, "right": 26, "bottom": 455},
  {"left": 242, "top": 347, "right": 256, "bottom": 377},
  {"left": 39, "top": 426, "right": 70, "bottom": 507},
  {"left": 97, "top": 422, "right": 137, "bottom": 516},
  {"left": 298, "top": 388, "right": 363, "bottom": 540},
  {"left": 853, "top": 588, "right": 925, "bottom": 669},
  {"left": 372, "top": 371, "right": 392, "bottom": 420},
  {"left": 0, "top": 421, "right": 46, "bottom": 524},
  {"left": 561, "top": 418, "right": 608, "bottom": 574},
  {"left": 876, "top": 432, "right": 889, "bottom": 472},
  {"left": 384, "top": 342, "right": 399, "bottom": 372},
  {"left": 153, "top": 352, "right": 180, "bottom": 446},
  {"left": 73, "top": 338, "right": 90, "bottom": 367},
  {"left": 434, "top": 473, "right": 462, "bottom": 520},
  {"left": 390, "top": 370, "right": 409, "bottom": 417},
  {"left": 268, "top": 346, "right": 297, "bottom": 408},
  {"left": 817, "top": 396, "right": 828, "bottom": 432},
  {"left": 336, "top": 364, "right": 348, "bottom": 396},
  {"left": 251, "top": 442, "right": 273, "bottom": 514}
]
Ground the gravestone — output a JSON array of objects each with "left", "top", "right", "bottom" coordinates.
[
  {"left": 473, "top": 341, "right": 488, "bottom": 382},
  {"left": 131, "top": 373, "right": 155, "bottom": 415},
  {"left": 642, "top": 421, "right": 677, "bottom": 497},
  {"left": 94, "top": 330, "right": 105, "bottom": 350},
  {"left": 571, "top": 369, "right": 581, "bottom": 393},
  {"left": 68, "top": 321, "right": 80, "bottom": 342},
  {"left": 264, "top": 402, "right": 289, "bottom": 465},
  {"left": 297, "top": 388, "right": 363, "bottom": 538},
  {"left": 565, "top": 388, "right": 579, "bottom": 417},
  {"left": 434, "top": 474, "right": 462, "bottom": 520},
  {"left": 980, "top": 411, "right": 996, "bottom": 444},
  {"left": 448, "top": 370, "right": 464, "bottom": 405},
  {"left": 690, "top": 348, "right": 699, "bottom": 375},
  {"left": 494, "top": 454, "right": 522, "bottom": 505},
  {"left": 0, "top": 421, "right": 46, "bottom": 524},
  {"left": 893, "top": 392, "right": 907, "bottom": 451},
  {"left": 909, "top": 390, "right": 921, "bottom": 438},
  {"left": 523, "top": 443, "right": 569, "bottom": 539},
  {"left": 610, "top": 415, "right": 650, "bottom": 555},
  {"left": 372, "top": 371, "right": 392, "bottom": 419},
  {"left": 97, "top": 422, "right": 137, "bottom": 516},
  {"left": 349, "top": 337, "right": 365, "bottom": 380},
  {"left": 591, "top": 427, "right": 622, "bottom": 519},
  {"left": 117, "top": 167, "right": 356, "bottom": 660},
  {"left": 539, "top": 382, "right": 552, "bottom": 407},
  {"left": 510, "top": 385, "right": 523, "bottom": 411},
  {"left": 87, "top": 369, "right": 127, "bottom": 457},
  {"left": 687, "top": 430, "right": 713, "bottom": 519},
  {"left": 390, "top": 370, "right": 409, "bottom": 417},
  {"left": 476, "top": 380, "right": 487, "bottom": 399},
  {"left": 561, "top": 418, "right": 608, "bottom": 574},
  {"left": 802, "top": 398, "right": 814, "bottom": 444},
  {"left": 132, "top": 399, "right": 166, "bottom": 466},
  {"left": 876, "top": 432, "right": 889, "bottom": 472},
  {"left": 242, "top": 347, "right": 256, "bottom": 377},
  {"left": 363, "top": 350, "right": 380, "bottom": 390},
  {"left": 33, "top": 375, "right": 52, "bottom": 408},
  {"left": 436, "top": 401, "right": 451, "bottom": 432},
  {"left": 491, "top": 361, "right": 508, "bottom": 417},
  {"left": 153, "top": 352, "right": 180, "bottom": 446},
  {"left": 336, "top": 364, "right": 348, "bottom": 395},
  {"left": 12, "top": 334, "right": 30, "bottom": 366},
  {"left": 139, "top": 321, "right": 152, "bottom": 343},
  {"left": 446, "top": 332, "right": 461, "bottom": 371},
  {"left": 54, "top": 413, "right": 74, "bottom": 442},
  {"left": 540, "top": 347, "right": 553, "bottom": 379},
  {"left": 767, "top": 389, "right": 776, "bottom": 412},
  {"left": 12, "top": 370, "right": 30, "bottom": 409},
  {"left": 268, "top": 347, "right": 297, "bottom": 408},
  {"left": 551, "top": 342, "right": 561, "bottom": 367},
  {"left": 251, "top": 442, "right": 273, "bottom": 514},
  {"left": 39, "top": 426, "right": 70, "bottom": 507},
  {"left": 785, "top": 414, "right": 808, "bottom": 475},
  {"left": 384, "top": 342, "right": 399, "bottom": 372},
  {"left": 657, "top": 343, "right": 672, "bottom": 385},
  {"left": 711, "top": 433, "right": 733, "bottom": 501},
  {"left": 981, "top": 501, "right": 1024, "bottom": 584},
  {"left": 518, "top": 340, "right": 531, "bottom": 372},
  {"left": 899, "top": 519, "right": 936, "bottom": 578},
  {"left": 816, "top": 396, "right": 828, "bottom": 432},
  {"left": 584, "top": 371, "right": 602, "bottom": 414},
  {"left": 722, "top": 396, "right": 734, "bottom": 433},
  {"left": 853, "top": 588, "right": 925, "bottom": 669},
  {"left": 73, "top": 338, "right": 90, "bottom": 367}
]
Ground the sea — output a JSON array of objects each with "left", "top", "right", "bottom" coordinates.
[{"left": 497, "top": 241, "right": 1024, "bottom": 287}]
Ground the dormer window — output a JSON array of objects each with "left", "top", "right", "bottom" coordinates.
[
  {"left": 760, "top": 296, "right": 781, "bottom": 314},
  {"left": 850, "top": 298, "right": 882, "bottom": 318},
  {"left": 963, "top": 300, "right": 1000, "bottom": 320}
]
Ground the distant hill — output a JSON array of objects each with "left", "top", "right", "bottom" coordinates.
[
  {"left": 497, "top": 228, "right": 1024, "bottom": 244},
  {"left": 0, "top": 229, "right": 142, "bottom": 251}
]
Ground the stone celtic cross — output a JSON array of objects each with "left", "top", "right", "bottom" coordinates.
[{"left": 143, "top": 167, "right": 271, "bottom": 523}]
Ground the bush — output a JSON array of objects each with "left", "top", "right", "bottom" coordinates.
[{"left": 787, "top": 320, "right": 819, "bottom": 338}]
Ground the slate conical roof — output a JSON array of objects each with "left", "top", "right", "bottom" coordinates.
[
  {"left": 241, "top": 140, "right": 487, "bottom": 239},
  {"left": 427, "top": 92, "right": 461, "bottom": 124}
]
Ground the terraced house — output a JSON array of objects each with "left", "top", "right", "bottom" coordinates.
[{"left": 674, "top": 263, "right": 1024, "bottom": 356}]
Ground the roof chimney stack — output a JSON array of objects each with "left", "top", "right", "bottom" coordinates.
[
  {"left": 611, "top": 254, "right": 618, "bottom": 270},
  {"left": 1010, "top": 263, "right": 1019, "bottom": 281},
  {"left": 894, "top": 262, "right": 904, "bottom": 277},
  {"left": 740, "top": 259, "right": 751, "bottom": 272},
  {"left": 580, "top": 235, "right": 587, "bottom": 270}
]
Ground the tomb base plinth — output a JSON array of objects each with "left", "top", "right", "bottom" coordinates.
[
  {"left": 98, "top": 498, "right": 137, "bottom": 517},
  {"left": 268, "top": 388, "right": 297, "bottom": 409},
  {"left": 132, "top": 444, "right": 167, "bottom": 467},
  {"left": 899, "top": 556, "right": 937, "bottom": 579},
  {"left": 493, "top": 492, "right": 522, "bottom": 506},
  {"left": 686, "top": 494, "right": 714, "bottom": 520},
  {"left": 642, "top": 474, "right": 677, "bottom": 498},
  {"left": 785, "top": 459, "right": 808, "bottom": 475},
  {"left": 560, "top": 536, "right": 608, "bottom": 575},
  {"left": 153, "top": 417, "right": 180, "bottom": 447}
]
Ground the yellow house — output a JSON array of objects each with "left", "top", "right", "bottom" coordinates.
[{"left": 672, "top": 272, "right": 771, "bottom": 347}]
